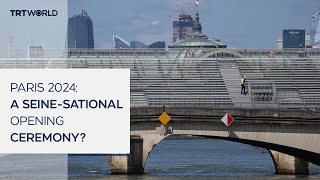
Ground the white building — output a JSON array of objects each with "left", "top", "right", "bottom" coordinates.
[
  {"left": 276, "top": 38, "right": 283, "bottom": 50},
  {"left": 311, "top": 9, "right": 320, "bottom": 48},
  {"left": 28, "top": 45, "right": 44, "bottom": 59}
]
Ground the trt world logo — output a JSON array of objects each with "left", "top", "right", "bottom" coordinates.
[{"left": 10, "top": 10, "right": 58, "bottom": 17}]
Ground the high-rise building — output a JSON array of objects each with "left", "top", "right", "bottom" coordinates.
[
  {"left": 276, "top": 34, "right": 311, "bottom": 50},
  {"left": 311, "top": 10, "right": 320, "bottom": 47},
  {"left": 283, "top": 29, "right": 305, "bottom": 49},
  {"left": 67, "top": 10, "right": 94, "bottom": 49},
  {"left": 173, "top": 14, "right": 194, "bottom": 43}
]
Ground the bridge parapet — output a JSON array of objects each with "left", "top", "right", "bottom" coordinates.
[{"left": 131, "top": 107, "right": 320, "bottom": 122}]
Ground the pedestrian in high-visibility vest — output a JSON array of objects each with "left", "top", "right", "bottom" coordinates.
[{"left": 241, "top": 75, "right": 247, "bottom": 95}]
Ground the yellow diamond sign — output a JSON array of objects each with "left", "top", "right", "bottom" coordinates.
[{"left": 159, "top": 112, "right": 171, "bottom": 125}]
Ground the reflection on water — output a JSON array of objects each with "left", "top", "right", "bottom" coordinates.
[
  {"left": 0, "top": 154, "right": 68, "bottom": 180},
  {"left": 0, "top": 139, "right": 318, "bottom": 179},
  {"left": 68, "top": 138, "right": 320, "bottom": 179}
]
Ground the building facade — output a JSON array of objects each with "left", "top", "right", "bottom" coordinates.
[
  {"left": 67, "top": 10, "right": 94, "bottom": 49},
  {"left": 173, "top": 14, "right": 194, "bottom": 43},
  {"left": 28, "top": 45, "right": 44, "bottom": 59},
  {"left": 283, "top": 29, "right": 305, "bottom": 49},
  {"left": 276, "top": 38, "right": 283, "bottom": 50},
  {"left": 305, "top": 33, "right": 311, "bottom": 47},
  {"left": 311, "top": 10, "right": 320, "bottom": 47}
]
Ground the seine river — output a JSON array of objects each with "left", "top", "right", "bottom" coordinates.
[
  {"left": 0, "top": 138, "right": 319, "bottom": 179},
  {"left": 68, "top": 138, "right": 320, "bottom": 180}
]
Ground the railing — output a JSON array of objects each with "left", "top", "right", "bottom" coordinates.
[{"left": 2, "top": 48, "right": 320, "bottom": 59}]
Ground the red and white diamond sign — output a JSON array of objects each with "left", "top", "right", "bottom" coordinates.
[{"left": 221, "top": 113, "right": 234, "bottom": 126}]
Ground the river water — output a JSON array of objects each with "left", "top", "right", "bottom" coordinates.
[
  {"left": 68, "top": 138, "right": 320, "bottom": 180},
  {"left": 0, "top": 138, "right": 318, "bottom": 179}
]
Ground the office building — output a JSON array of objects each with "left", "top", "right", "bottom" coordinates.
[
  {"left": 276, "top": 33, "right": 313, "bottom": 50},
  {"left": 283, "top": 29, "right": 305, "bottom": 49},
  {"left": 67, "top": 10, "right": 94, "bottom": 49}
]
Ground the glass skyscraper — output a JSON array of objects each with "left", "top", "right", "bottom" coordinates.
[
  {"left": 67, "top": 10, "right": 94, "bottom": 49},
  {"left": 283, "top": 29, "right": 305, "bottom": 49}
]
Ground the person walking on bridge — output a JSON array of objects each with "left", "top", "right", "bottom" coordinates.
[{"left": 241, "top": 75, "right": 247, "bottom": 95}]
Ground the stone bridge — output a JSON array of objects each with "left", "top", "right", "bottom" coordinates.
[{"left": 108, "top": 107, "right": 320, "bottom": 175}]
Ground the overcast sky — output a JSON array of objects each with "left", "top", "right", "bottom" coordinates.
[
  {"left": 0, "top": 0, "right": 67, "bottom": 57},
  {"left": 69, "top": 0, "right": 320, "bottom": 49},
  {"left": 0, "top": 0, "right": 319, "bottom": 57}
]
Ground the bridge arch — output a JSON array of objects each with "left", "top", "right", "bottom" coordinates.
[
  {"left": 109, "top": 107, "right": 320, "bottom": 174},
  {"left": 141, "top": 134, "right": 313, "bottom": 175},
  {"left": 201, "top": 49, "right": 245, "bottom": 58},
  {"left": 143, "top": 135, "right": 275, "bottom": 173}
]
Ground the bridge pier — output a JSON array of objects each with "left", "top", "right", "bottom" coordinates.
[
  {"left": 108, "top": 136, "right": 144, "bottom": 174},
  {"left": 108, "top": 133, "right": 168, "bottom": 174},
  {"left": 270, "top": 150, "right": 310, "bottom": 174}
]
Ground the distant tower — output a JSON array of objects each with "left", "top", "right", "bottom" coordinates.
[
  {"left": 8, "top": 33, "right": 14, "bottom": 58},
  {"left": 172, "top": 14, "right": 194, "bottom": 43},
  {"left": 67, "top": 10, "right": 94, "bottom": 49}
]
